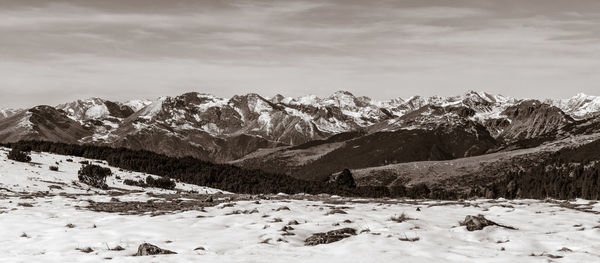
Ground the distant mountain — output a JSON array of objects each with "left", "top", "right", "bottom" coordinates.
[
  {"left": 547, "top": 93, "right": 600, "bottom": 119},
  {"left": 1, "top": 91, "right": 599, "bottom": 166},
  {"left": 0, "top": 106, "right": 91, "bottom": 143},
  {"left": 492, "top": 100, "right": 574, "bottom": 141},
  {"left": 0, "top": 108, "right": 21, "bottom": 120},
  {"left": 231, "top": 92, "right": 597, "bottom": 181},
  {"left": 56, "top": 98, "right": 138, "bottom": 120}
]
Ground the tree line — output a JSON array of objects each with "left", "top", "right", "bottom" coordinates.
[
  {"left": 3, "top": 139, "right": 600, "bottom": 200},
  {"left": 2, "top": 141, "right": 381, "bottom": 196}
]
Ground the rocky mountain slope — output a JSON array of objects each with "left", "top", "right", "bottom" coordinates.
[
  {"left": 0, "top": 91, "right": 599, "bottom": 165},
  {"left": 0, "top": 106, "right": 91, "bottom": 143}
]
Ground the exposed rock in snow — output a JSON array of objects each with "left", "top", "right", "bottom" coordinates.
[
  {"left": 460, "top": 214, "right": 517, "bottom": 231},
  {"left": 135, "top": 243, "right": 177, "bottom": 256},
  {"left": 304, "top": 228, "right": 357, "bottom": 246}
]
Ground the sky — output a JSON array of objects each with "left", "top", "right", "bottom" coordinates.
[{"left": 1, "top": 0, "right": 600, "bottom": 108}]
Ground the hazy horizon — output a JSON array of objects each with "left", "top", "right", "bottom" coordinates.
[{"left": 2, "top": 0, "right": 600, "bottom": 108}]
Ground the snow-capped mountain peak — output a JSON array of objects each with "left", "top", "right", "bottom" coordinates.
[
  {"left": 135, "top": 96, "right": 167, "bottom": 120},
  {"left": 324, "top": 90, "right": 359, "bottom": 108},
  {"left": 56, "top": 98, "right": 109, "bottom": 121},
  {"left": 293, "top": 94, "right": 321, "bottom": 106},
  {"left": 547, "top": 93, "right": 600, "bottom": 119},
  {"left": 3, "top": 90, "right": 600, "bottom": 163},
  {"left": 0, "top": 108, "right": 21, "bottom": 120},
  {"left": 124, "top": 99, "right": 153, "bottom": 111}
]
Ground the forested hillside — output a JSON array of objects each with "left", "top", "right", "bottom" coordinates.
[{"left": 4, "top": 139, "right": 600, "bottom": 200}]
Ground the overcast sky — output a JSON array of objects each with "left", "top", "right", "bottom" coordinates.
[{"left": 1, "top": 0, "right": 600, "bottom": 108}]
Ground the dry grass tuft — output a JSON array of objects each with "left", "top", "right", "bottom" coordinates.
[{"left": 389, "top": 212, "right": 413, "bottom": 223}]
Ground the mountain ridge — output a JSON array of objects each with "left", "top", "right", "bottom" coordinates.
[{"left": 1, "top": 91, "right": 599, "bottom": 165}]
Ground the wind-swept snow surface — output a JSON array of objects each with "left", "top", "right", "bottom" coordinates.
[{"left": 0, "top": 149, "right": 599, "bottom": 262}]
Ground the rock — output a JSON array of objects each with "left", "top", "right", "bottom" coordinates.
[
  {"left": 460, "top": 215, "right": 517, "bottom": 231},
  {"left": 110, "top": 245, "right": 125, "bottom": 251},
  {"left": 281, "top": 226, "right": 294, "bottom": 231},
  {"left": 276, "top": 206, "right": 290, "bottom": 211},
  {"left": 77, "top": 247, "right": 94, "bottom": 253},
  {"left": 305, "top": 228, "right": 357, "bottom": 246},
  {"left": 460, "top": 215, "right": 492, "bottom": 231},
  {"left": 135, "top": 243, "right": 177, "bottom": 256},
  {"left": 204, "top": 196, "right": 213, "bottom": 203},
  {"left": 325, "top": 208, "right": 347, "bottom": 215},
  {"left": 328, "top": 169, "right": 356, "bottom": 188}
]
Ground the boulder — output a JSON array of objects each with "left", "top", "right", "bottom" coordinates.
[
  {"left": 328, "top": 169, "right": 356, "bottom": 188},
  {"left": 460, "top": 215, "right": 517, "bottom": 231},
  {"left": 304, "top": 228, "right": 356, "bottom": 246},
  {"left": 135, "top": 243, "right": 177, "bottom": 256}
]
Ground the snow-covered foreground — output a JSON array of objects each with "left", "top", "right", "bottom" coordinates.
[
  {"left": 1, "top": 149, "right": 600, "bottom": 262},
  {"left": 0, "top": 148, "right": 222, "bottom": 195}
]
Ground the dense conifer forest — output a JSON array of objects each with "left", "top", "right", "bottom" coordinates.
[
  {"left": 1, "top": 141, "right": 382, "bottom": 196},
  {"left": 483, "top": 140, "right": 600, "bottom": 200}
]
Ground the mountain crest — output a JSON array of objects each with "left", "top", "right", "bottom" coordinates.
[{"left": 2, "top": 91, "right": 599, "bottom": 163}]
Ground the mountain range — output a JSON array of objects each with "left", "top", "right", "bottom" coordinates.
[{"left": 1, "top": 91, "right": 600, "bottom": 184}]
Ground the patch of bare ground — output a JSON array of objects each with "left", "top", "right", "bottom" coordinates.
[
  {"left": 82, "top": 199, "right": 223, "bottom": 216},
  {"left": 226, "top": 208, "right": 259, "bottom": 215},
  {"left": 529, "top": 252, "right": 563, "bottom": 259},
  {"left": 80, "top": 193, "right": 251, "bottom": 215},
  {"left": 547, "top": 200, "right": 600, "bottom": 214},
  {"left": 426, "top": 201, "right": 479, "bottom": 208}
]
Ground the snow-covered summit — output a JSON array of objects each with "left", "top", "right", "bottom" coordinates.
[
  {"left": 547, "top": 93, "right": 600, "bottom": 119},
  {"left": 124, "top": 99, "right": 153, "bottom": 112},
  {"left": 0, "top": 108, "right": 21, "bottom": 119},
  {"left": 56, "top": 97, "right": 141, "bottom": 121},
  {"left": 56, "top": 98, "right": 110, "bottom": 120},
  {"left": 3, "top": 91, "right": 599, "bottom": 162}
]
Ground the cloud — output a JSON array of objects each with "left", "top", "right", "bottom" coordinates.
[{"left": 0, "top": 0, "right": 599, "bottom": 108}]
